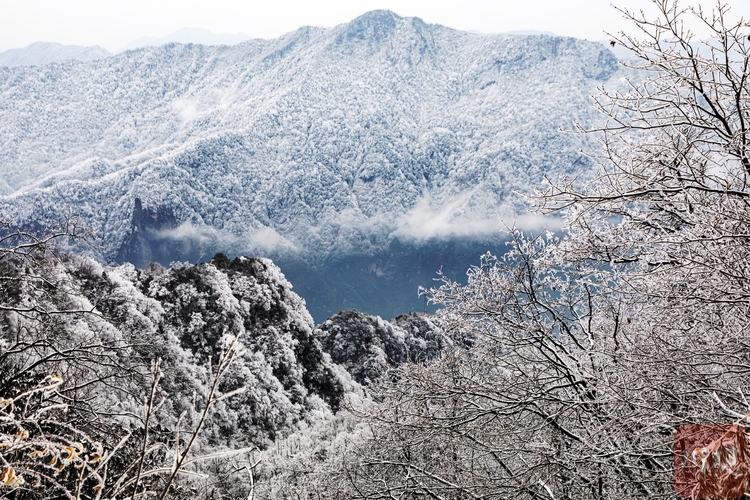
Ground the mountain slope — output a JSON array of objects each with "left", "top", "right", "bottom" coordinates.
[
  {"left": 1, "top": 245, "right": 449, "bottom": 450},
  {"left": 2, "top": 249, "right": 349, "bottom": 449},
  {"left": 0, "top": 11, "right": 628, "bottom": 319},
  {"left": 316, "top": 309, "right": 449, "bottom": 385},
  {"left": 0, "top": 11, "right": 618, "bottom": 246}
]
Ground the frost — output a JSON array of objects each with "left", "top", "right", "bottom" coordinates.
[{"left": 0, "top": 13, "right": 631, "bottom": 264}]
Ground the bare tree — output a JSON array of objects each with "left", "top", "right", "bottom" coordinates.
[
  {"left": 543, "top": 0, "right": 750, "bottom": 310},
  {"left": 317, "top": 234, "right": 679, "bottom": 499},
  {"left": 0, "top": 220, "right": 133, "bottom": 498},
  {"left": 0, "top": 222, "right": 258, "bottom": 499},
  {"left": 300, "top": 2, "right": 750, "bottom": 499}
]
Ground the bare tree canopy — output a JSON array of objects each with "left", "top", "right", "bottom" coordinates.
[{"left": 267, "top": 2, "right": 750, "bottom": 499}]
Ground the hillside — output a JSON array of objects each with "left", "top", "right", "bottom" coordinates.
[
  {"left": 0, "top": 245, "right": 442, "bottom": 448},
  {"left": 0, "top": 11, "right": 627, "bottom": 319}
]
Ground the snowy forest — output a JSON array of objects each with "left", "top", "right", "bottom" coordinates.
[
  {"left": 0, "top": 4, "right": 624, "bottom": 321},
  {"left": 3, "top": 0, "right": 750, "bottom": 499}
]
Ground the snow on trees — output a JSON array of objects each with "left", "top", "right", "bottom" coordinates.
[
  {"left": 279, "top": 1, "right": 750, "bottom": 499},
  {"left": 6, "top": 1, "right": 750, "bottom": 498},
  {"left": 0, "top": 229, "right": 345, "bottom": 498}
]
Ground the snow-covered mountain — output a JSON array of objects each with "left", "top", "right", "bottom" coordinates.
[
  {"left": 0, "top": 11, "right": 626, "bottom": 319},
  {"left": 8, "top": 251, "right": 347, "bottom": 449},
  {"left": 2, "top": 247, "right": 442, "bottom": 454},
  {"left": 316, "top": 309, "right": 448, "bottom": 385},
  {"left": 0, "top": 41, "right": 110, "bottom": 66}
]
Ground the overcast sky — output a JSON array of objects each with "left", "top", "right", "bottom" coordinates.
[{"left": 1, "top": 0, "right": 747, "bottom": 52}]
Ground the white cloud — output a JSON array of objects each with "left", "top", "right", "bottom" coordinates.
[
  {"left": 154, "top": 222, "right": 298, "bottom": 255},
  {"left": 394, "top": 191, "right": 564, "bottom": 240},
  {"left": 171, "top": 98, "right": 198, "bottom": 122},
  {"left": 153, "top": 222, "right": 216, "bottom": 245},
  {"left": 247, "top": 226, "right": 299, "bottom": 254},
  {"left": 394, "top": 191, "right": 501, "bottom": 240}
]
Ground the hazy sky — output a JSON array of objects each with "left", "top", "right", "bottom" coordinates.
[{"left": 1, "top": 0, "right": 747, "bottom": 52}]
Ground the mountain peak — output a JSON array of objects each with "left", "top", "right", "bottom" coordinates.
[
  {"left": 352, "top": 10, "right": 402, "bottom": 22},
  {"left": 338, "top": 10, "right": 403, "bottom": 43},
  {"left": 0, "top": 12, "right": 627, "bottom": 319}
]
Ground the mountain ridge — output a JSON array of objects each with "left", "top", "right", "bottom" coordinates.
[
  {"left": 122, "top": 27, "right": 252, "bottom": 51},
  {"left": 0, "top": 41, "right": 110, "bottom": 67},
  {"left": 0, "top": 11, "right": 628, "bottom": 319}
]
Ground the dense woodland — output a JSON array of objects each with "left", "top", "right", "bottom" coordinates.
[
  {"left": 0, "top": 9, "right": 625, "bottom": 321},
  {"left": 0, "top": 8, "right": 617, "bottom": 264},
  {"left": 3, "top": 0, "right": 750, "bottom": 498}
]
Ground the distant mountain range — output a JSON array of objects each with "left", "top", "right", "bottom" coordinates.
[
  {"left": 0, "top": 10, "right": 631, "bottom": 319},
  {"left": 122, "top": 27, "right": 251, "bottom": 51},
  {"left": 0, "top": 41, "right": 110, "bottom": 66},
  {"left": 0, "top": 29, "right": 251, "bottom": 67}
]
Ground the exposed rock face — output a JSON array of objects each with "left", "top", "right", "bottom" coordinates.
[
  {"left": 114, "top": 206, "right": 510, "bottom": 321},
  {"left": 116, "top": 198, "right": 189, "bottom": 268}
]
